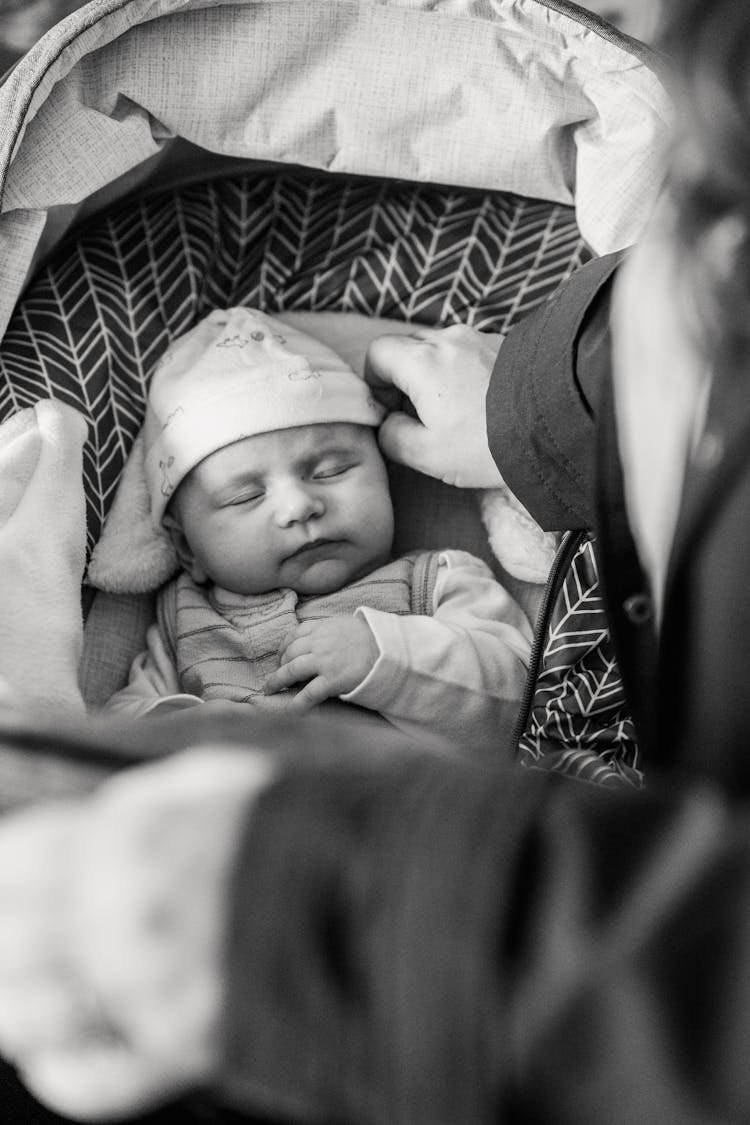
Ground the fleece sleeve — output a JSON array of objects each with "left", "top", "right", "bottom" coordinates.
[
  {"left": 341, "top": 550, "right": 533, "bottom": 756},
  {"left": 486, "top": 252, "right": 623, "bottom": 530}
]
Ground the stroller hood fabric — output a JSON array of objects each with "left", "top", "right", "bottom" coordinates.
[{"left": 0, "top": 0, "right": 670, "bottom": 339}]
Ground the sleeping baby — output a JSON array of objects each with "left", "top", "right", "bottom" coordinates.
[{"left": 106, "top": 307, "right": 534, "bottom": 753}]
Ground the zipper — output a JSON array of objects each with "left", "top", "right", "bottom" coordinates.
[{"left": 509, "top": 528, "right": 587, "bottom": 752}]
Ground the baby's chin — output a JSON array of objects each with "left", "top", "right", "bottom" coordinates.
[{"left": 286, "top": 551, "right": 389, "bottom": 597}]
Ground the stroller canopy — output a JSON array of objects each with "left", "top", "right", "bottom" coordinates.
[
  {"left": 0, "top": 0, "right": 670, "bottom": 789},
  {"left": 0, "top": 0, "right": 671, "bottom": 338}
]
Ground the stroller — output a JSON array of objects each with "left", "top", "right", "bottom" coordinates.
[
  {"left": 0, "top": 0, "right": 671, "bottom": 795},
  {"left": 0, "top": 0, "right": 671, "bottom": 1118}
]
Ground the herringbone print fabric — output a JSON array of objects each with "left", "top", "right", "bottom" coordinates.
[
  {"left": 518, "top": 535, "right": 642, "bottom": 788},
  {"left": 0, "top": 167, "right": 631, "bottom": 780},
  {"left": 0, "top": 171, "right": 589, "bottom": 552}
]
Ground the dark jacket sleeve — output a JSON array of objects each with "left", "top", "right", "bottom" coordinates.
[
  {"left": 217, "top": 751, "right": 750, "bottom": 1125},
  {"left": 218, "top": 750, "right": 549, "bottom": 1124},
  {"left": 486, "top": 252, "right": 623, "bottom": 530}
]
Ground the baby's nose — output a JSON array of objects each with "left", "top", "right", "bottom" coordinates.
[{"left": 275, "top": 483, "right": 325, "bottom": 526}]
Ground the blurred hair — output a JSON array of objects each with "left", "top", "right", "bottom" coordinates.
[{"left": 658, "top": 0, "right": 750, "bottom": 372}]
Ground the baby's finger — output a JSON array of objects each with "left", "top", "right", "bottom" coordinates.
[
  {"left": 284, "top": 621, "right": 312, "bottom": 642},
  {"left": 278, "top": 622, "right": 313, "bottom": 661},
  {"left": 277, "top": 634, "right": 314, "bottom": 667},
  {"left": 288, "top": 676, "right": 331, "bottom": 712},
  {"left": 264, "top": 656, "right": 317, "bottom": 695}
]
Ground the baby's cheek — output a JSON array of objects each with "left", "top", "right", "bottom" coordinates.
[{"left": 362, "top": 486, "right": 395, "bottom": 541}]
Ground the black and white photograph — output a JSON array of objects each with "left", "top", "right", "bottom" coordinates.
[{"left": 2, "top": 1, "right": 750, "bottom": 1123}]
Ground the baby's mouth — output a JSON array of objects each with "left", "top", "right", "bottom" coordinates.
[{"left": 285, "top": 538, "right": 341, "bottom": 561}]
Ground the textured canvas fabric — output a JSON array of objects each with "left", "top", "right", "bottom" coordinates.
[{"left": 0, "top": 0, "right": 670, "bottom": 336}]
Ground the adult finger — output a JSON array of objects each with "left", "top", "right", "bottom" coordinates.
[
  {"left": 377, "top": 411, "right": 443, "bottom": 478},
  {"left": 364, "top": 334, "right": 429, "bottom": 399},
  {"left": 265, "top": 656, "right": 317, "bottom": 694}
]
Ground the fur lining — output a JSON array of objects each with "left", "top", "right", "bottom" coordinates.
[
  {"left": 86, "top": 431, "right": 179, "bottom": 594},
  {"left": 480, "top": 486, "right": 559, "bottom": 585}
]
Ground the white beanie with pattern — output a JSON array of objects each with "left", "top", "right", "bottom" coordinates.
[{"left": 144, "top": 307, "right": 385, "bottom": 526}]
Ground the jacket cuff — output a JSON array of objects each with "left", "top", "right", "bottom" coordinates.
[{"left": 486, "top": 252, "right": 624, "bottom": 530}]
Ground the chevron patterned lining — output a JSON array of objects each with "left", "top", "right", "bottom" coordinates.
[
  {"left": 518, "top": 535, "right": 641, "bottom": 787},
  {"left": 0, "top": 169, "right": 636, "bottom": 779},
  {"left": 0, "top": 171, "right": 590, "bottom": 550}
]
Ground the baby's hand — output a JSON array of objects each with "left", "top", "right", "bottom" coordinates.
[{"left": 265, "top": 616, "right": 379, "bottom": 710}]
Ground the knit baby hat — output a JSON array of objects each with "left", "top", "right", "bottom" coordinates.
[{"left": 144, "top": 307, "right": 385, "bottom": 526}]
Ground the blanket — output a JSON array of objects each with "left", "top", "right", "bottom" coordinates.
[{"left": 0, "top": 400, "right": 88, "bottom": 720}]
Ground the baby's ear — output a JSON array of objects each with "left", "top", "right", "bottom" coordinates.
[{"left": 162, "top": 509, "right": 208, "bottom": 585}]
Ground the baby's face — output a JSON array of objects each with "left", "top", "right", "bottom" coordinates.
[{"left": 171, "top": 422, "right": 394, "bottom": 596}]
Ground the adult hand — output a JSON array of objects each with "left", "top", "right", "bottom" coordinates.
[
  {"left": 266, "top": 616, "right": 379, "bottom": 709},
  {"left": 0, "top": 745, "right": 276, "bottom": 1120},
  {"left": 364, "top": 324, "right": 506, "bottom": 488}
]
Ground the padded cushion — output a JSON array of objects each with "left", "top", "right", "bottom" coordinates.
[
  {"left": 80, "top": 590, "right": 157, "bottom": 709},
  {"left": 0, "top": 169, "right": 590, "bottom": 556}
]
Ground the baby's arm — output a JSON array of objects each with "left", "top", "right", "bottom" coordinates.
[
  {"left": 343, "top": 550, "right": 533, "bottom": 755},
  {"left": 267, "top": 552, "right": 534, "bottom": 755},
  {"left": 104, "top": 622, "right": 203, "bottom": 719}
]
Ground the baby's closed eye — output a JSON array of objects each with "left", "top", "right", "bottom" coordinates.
[
  {"left": 223, "top": 488, "right": 264, "bottom": 507},
  {"left": 312, "top": 458, "right": 357, "bottom": 479}
]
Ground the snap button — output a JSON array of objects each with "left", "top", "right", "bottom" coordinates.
[
  {"left": 623, "top": 592, "right": 653, "bottom": 625},
  {"left": 692, "top": 429, "right": 724, "bottom": 471}
]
